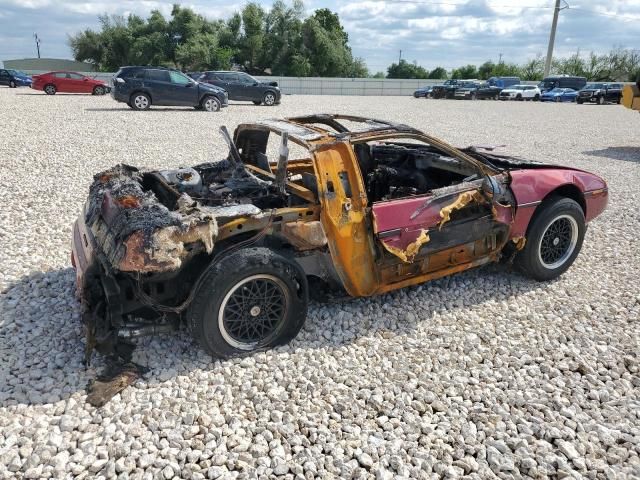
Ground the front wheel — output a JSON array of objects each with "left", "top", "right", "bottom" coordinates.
[
  {"left": 516, "top": 94, "right": 522, "bottom": 101},
  {"left": 577, "top": 99, "right": 583, "bottom": 104},
  {"left": 9, "top": 80, "right": 16, "bottom": 88},
  {"left": 201, "top": 95, "right": 221, "bottom": 112},
  {"left": 263, "top": 92, "right": 277, "bottom": 106},
  {"left": 555, "top": 96, "right": 560, "bottom": 103},
  {"left": 515, "top": 197, "right": 585, "bottom": 281},
  {"left": 598, "top": 96, "right": 605, "bottom": 105},
  {"left": 93, "top": 86, "right": 106, "bottom": 95},
  {"left": 188, "top": 248, "right": 308, "bottom": 358},
  {"left": 533, "top": 94, "right": 540, "bottom": 101}
]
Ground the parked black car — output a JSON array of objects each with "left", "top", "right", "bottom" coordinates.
[
  {"left": 413, "top": 86, "right": 433, "bottom": 98},
  {"left": 576, "top": 83, "right": 623, "bottom": 105},
  {"left": 431, "top": 79, "right": 463, "bottom": 99},
  {"left": 197, "top": 71, "right": 281, "bottom": 106},
  {"left": 453, "top": 81, "right": 483, "bottom": 100},
  {"left": 111, "top": 66, "right": 228, "bottom": 111},
  {"left": 475, "top": 84, "right": 503, "bottom": 100}
]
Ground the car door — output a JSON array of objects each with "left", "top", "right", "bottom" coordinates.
[
  {"left": 68, "top": 73, "right": 91, "bottom": 93},
  {"left": 222, "top": 73, "right": 243, "bottom": 99},
  {"left": 607, "top": 84, "right": 621, "bottom": 102},
  {"left": 53, "top": 72, "right": 72, "bottom": 92},
  {"left": 0, "top": 70, "right": 8, "bottom": 86},
  {"left": 365, "top": 137, "right": 513, "bottom": 291},
  {"left": 167, "top": 71, "right": 198, "bottom": 106},
  {"left": 236, "top": 73, "right": 258, "bottom": 101},
  {"left": 144, "top": 69, "right": 172, "bottom": 105}
]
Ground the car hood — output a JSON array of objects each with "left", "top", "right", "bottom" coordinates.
[
  {"left": 461, "top": 147, "right": 593, "bottom": 173},
  {"left": 199, "top": 82, "right": 226, "bottom": 93}
]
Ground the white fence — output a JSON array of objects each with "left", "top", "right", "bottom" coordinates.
[{"left": 22, "top": 70, "right": 541, "bottom": 96}]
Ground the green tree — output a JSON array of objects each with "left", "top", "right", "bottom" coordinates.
[
  {"left": 387, "top": 60, "right": 428, "bottom": 79},
  {"left": 427, "top": 67, "right": 447, "bottom": 79},
  {"left": 450, "top": 64, "right": 478, "bottom": 79},
  {"left": 371, "top": 71, "right": 385, "bottom": 79}
]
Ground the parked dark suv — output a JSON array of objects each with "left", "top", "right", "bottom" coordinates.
[
  {"left": 111, "top": 66, "right": 228, "bottom": 111},
  {"left": 577, "top": 83, "right": 623, "bottom": 105},
  {"left": 197, "top": 71, "right": 281, "bottom": 106}
]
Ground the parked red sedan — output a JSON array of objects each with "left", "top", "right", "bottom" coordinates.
[{"left": 31, "top": 71, "right": 109, "bottom": 95}]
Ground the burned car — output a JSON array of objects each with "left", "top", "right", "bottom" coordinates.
[{"left": 72, "top": 114, "right": 608, "bottom": 361}]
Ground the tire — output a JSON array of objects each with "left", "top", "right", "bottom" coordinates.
[
  {"left": 253, "top": 100, "right": 262, "bottom": 105},
  {"left": 533, "top": 94, "right": 540, "bottom": 101},
  {"left": 130, "top": 92, "right": 150, "bottom": 110},
  {"left": 9, "top": 80, "right": 16, "bottom": 88},
  {"left": 616, "top": 96, "right": 621, "bottom": 105},
  {"left": 494, "top": 93, "right": 499, "bottom": 100},
  {"left": 516, "top": 94, "right": 522, "bottom": 101},
  {"left": 577, "top": 99, "right": 583, "bottom": 104},
  {"left": 93, "top": 86, "right": 106, "bottom": 96},
  {"left": 471, "top": 92, "right": 477, "bottom": 100},
  {"left": 263, "top": 91, "right": 277, "bottom": 106},
  {"left": 188, "top": 247, "right": 308, "bottom": 358},
  {"left": 201, "top": 95, "right": 221, "bottom": 112},
  {"left": 555, "top": 96, "right": 560, "bottom": 103},
  {"left": 515, "top": 197, "right": 585, "bottom": 281},
  {"left": 44, "top": 84, "right": 56, "bottom": 95},
  {"left": 598, "top": 96, "right": 605, "bottom": 105}
]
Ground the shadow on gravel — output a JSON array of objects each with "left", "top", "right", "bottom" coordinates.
[
  {"left": 583, "top": 147, "right": 640, "bottom": 163},
  {"left": 0, "top": 264, "right": 542, "bottom": 407},
  {"left": 84, "top": 107, "right": 201, "bottom": 112}
]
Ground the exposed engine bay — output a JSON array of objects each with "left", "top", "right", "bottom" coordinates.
[{"left": 355, "top": 142, "right": 479, "bottom": 202}]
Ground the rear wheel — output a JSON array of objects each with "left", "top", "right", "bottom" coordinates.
[
  {"left": 598, "top": 95, "right": 605, "bottom": 105},
  {"left": 130, "top": 92, "right": 150, "bottom": 110},
  {"left": 577, "top": 99, "right": 583, "bottom": 104},
  {"left": 44, "top": 84, "right": 56, "bottom": 95},
  {"left": 555, "top": 96, "right": 560, "bottom": 102},
  {"left": 516, "top": 94, "right": 522, "bottom": 101},
  {"left": 516, "top": 197, "right": 585, "bottom": 281},
  {"left": 188, "top": 248, "right": 308, "bottom": 358},
  {"left": 263, "top": 91, "right": 277, "bottom": 106},
  {"left": 201, "top": 95, "right": 221, "bottom": 112},
  {"left": 533, "top": 94, "right": 540, "bottom": 101}
]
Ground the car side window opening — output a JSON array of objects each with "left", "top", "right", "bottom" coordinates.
[
  {"left": 54, "top": 73, "right": 68, "bottom": 78},
  {"left": 238, "top": 73, "right": 256, "bottom": 85},
  {"left": 69, "top": 73, "right": 84, "bottom": 80},
  {"left": 351, "top": 138, "right": 482, "bottom": 203},
  {"left": 169, "top": 71, "right": 191, "bottom": 85},
  {"left": 146, "top": 70, "right": 170, "bottom": 82}
]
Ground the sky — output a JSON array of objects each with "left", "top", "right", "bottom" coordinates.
[{"left": 0, "top": 0, "right": 639, "bottom": 72}]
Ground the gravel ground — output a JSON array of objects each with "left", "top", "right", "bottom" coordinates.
[{"left": 1, "top": 88, "right": 639, "bottom": 480}]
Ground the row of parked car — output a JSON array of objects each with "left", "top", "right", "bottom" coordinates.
[
  {"left": 1, "top": 66, "right": 282, "bottom": 112},
  {"left": 414, "top": 75, "right": 624, "bottom": 105}
]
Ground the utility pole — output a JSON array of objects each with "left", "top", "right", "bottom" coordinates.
[
  {"left": 399, "top": 50, "right": 402, "bottom": 64},
  {"left": 543, "top": 0, "right": 567, "bottom": 77},
  {"left": 34, "top": 33, "right": 41, "bottom": 58},
  {"left": 498, "top": 53, "right": 503, "bottom": 64}
]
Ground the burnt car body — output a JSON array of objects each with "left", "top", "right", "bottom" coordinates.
[{"left": 72, "top": 114, "right": 608, "bottom": 360}]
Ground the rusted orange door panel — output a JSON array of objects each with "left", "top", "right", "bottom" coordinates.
[{"left": 313, "top": 142, "right": 379, "bottom": 296}]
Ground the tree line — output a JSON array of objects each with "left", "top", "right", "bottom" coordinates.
[
  {"left": 70, "top": 2, "right": 639, "bottom": 82},
  {"left": 384, "top": 48, "right": 640, "bottom": 82},
  {"left": 69, "top": 1, "right": 368, "bottom": 77}
]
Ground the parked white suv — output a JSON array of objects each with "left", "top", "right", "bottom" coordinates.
[{"left": 499, "top": 84, "right": 541, "bottom": 101}]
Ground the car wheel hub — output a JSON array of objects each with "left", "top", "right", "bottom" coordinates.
[
  {"left": 219, "top": 274, "right": 289, "bottom": 349},
  {"left": 538, "top": 215, "right": 578, "bottom": 270},
  {"left": 135, "top": 96, "right": 147, "bottom": 108}
]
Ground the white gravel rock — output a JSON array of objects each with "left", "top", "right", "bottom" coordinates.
[{"left": 1, "top": 90, "right": 639, "bottom": 479}]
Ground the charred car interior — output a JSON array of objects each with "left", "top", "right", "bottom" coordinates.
[{"left": 72, "top": 113, "right": 608, "bottom": 371}]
